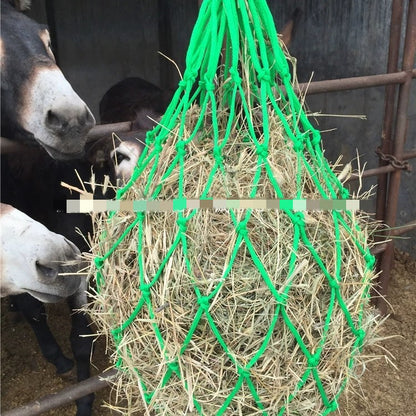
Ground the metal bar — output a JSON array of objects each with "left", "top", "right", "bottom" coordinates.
[
  {"left": 333, "top": 218, "right": 414, "bottom": 257},
  {"left": 2, "top": 369, "right": 118, "bottom": 416},
  {"left": 1, "top": 120, "right": 132, "bottom": 153},
  {"left": 346, "top": 218, "right": 415, "bottom": 257},
  {"left": 86, "top": 121, "right": 132, "bottom": 141},
  {"left": 347, "top": 165, "right": 396, "bottom": 182},
  {"left": 377, "top": 0, "right": 416, "bottom": 314},
  {"left": 391, "top": 219, "right": 416, "bottom": 235},
  {"left": 371, "top": 243, "right": 388, "bottom": 255},
  {"left": 403, "top": 148, "right": 416, "bottom": 159},
  {"left": 376, "top": 0, "right": 404, "bottom": 225},
  {"left": 345, "top": 148, "right": 415, "bottom": 182},
  {"left": 296, "top": 70, "right": 411, "bottom": 95}
]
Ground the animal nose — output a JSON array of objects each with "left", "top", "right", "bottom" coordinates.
[{"left": 46, "top": 106, "right": 95, "bottom": 136}]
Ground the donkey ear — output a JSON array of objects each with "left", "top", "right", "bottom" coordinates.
[{"left": 13, "top": 0, "right": 31, "bottom": 11}]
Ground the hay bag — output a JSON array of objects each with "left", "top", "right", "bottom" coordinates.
[{"left": 89, "top": 0, "right": 379, "bottom": 414}]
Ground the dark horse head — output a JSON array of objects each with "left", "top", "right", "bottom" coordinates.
[{"left": 1, "top": 0, "right": 95, "bottom": 160}]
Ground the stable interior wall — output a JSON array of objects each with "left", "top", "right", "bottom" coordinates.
[{"left": 27, "top": 0, "right": 415, "bottom": 255}]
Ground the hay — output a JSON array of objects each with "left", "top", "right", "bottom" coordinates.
[
  {"left": 87, "top": 92, "right": 380, "bottom": 415},
  {"left": 86, "top": 2, "right": 382, "bottom": 413}
]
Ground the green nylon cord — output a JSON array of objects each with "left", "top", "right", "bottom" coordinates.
[{"left": 95, "top": 1, "right": 375, "bottom": 414}]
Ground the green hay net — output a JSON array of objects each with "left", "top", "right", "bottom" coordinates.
[{"left": 92, "top": 0, "right": 376, "bottom": 414}]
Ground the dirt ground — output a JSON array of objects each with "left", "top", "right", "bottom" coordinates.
[{"left": 1, "top": 249, "right": 415, "bottom": 416}]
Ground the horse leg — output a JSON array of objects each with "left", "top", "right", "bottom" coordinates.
[
  {"left": 9, "top": 293, "right": 74, "bottom": 374},
  {"left": 67, "top": 283, "right": 95, "bottom": 416}
]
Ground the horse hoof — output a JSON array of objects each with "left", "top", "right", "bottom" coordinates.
[
  {"left": 55, "top": 356, "right": 74, "bottom": 376},
  {"left": 58, "top": 367, "right": 77, "bottom": 383}
]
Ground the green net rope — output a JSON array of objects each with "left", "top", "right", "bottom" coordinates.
[{"left": 93, "top": 0, "right": 375, "bottom": 414}]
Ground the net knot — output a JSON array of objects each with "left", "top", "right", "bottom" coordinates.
[
  {"left": 154, "top": 141, "right": 163, "bottom": 154},
  {"left": 256, "top": 144, "right": 268, "bottom": 159},
  {"left": 236, "top": 223, "right": 248, "bottom": 237},
  {"left": 364, "top": 253, "right": 375, "bottom": 268},
  {"left": 213, "top": 146, "right": 222, "bottom": 160},
  {"left": 198, "top": 296, "right": 210, "bottom": 312},
  {"left": 294, "top": 131, "right": 309, "bottom": 152},
  {"left": 229, "top": 67, "right": 242, "bottom": 85},
  {"left": 340, "top": 188, "right": 349, "bottom": 199},
  {"left": 168, "top": 361, "right": 180, "bottom": 374},
  {"left": 201, "top": 75, "right": 215, "bottom": 92},
  {"left": 176, "top": 141, "right": 186, "bottom": 157},
  {"left": 111, "top": 327, "right": 122, "bottom": 339},
  {"left": 180, "top": 70, "right": 197, "bottom": 88},
  {"left": 178, "top": 79, "right": 187, "bottom": 89},
  {"left": 176, "top": 217, "right": 188, "bottom": 232},
  {"left": 145, "top": 131, "right": 156, "bottom": 145},
  {"left": 308, "top": 354, "right": 320, "bottom": 368},
  {"left": 137, "top": 211, "right": 145, "bottom": 221},
  {"left": 140, "top": 284, "right": 151, "bottom": 298},
  {"left": 186, "top": 69, "right": 198, "bottom": 82},
  {"left": 293, "top": 139, "right": 304, "bottom": 153},
  {"left": 238, "top": 367, "right": 250, "bottom": 379},
  {"left": 258, "top": 68, "right": 271, "bottom": 83},
  {"left": 292, "top": 212, "right": 305, "bottom": 227},
  {"left": 355, "top": 329, "right": 366, "bottom": 346},
  {"left": 94, "top": 257, "right": 104, "bottom": 269},
  {"left": 311, "top": 130, "right": 321, "bottom": 146},
  {"left": 328, "top": 279, "right": 340, "bottom": 290}
]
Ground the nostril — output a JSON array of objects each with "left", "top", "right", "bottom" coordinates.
[
  {"left": 36, "top": 261, "right": 58, "bottom": 280},
  {"left": 46, "top": 110, "right": 61, "bottom": 128},
  {"left": 46, "top": 110, "right": 68, "bottom": 133}
]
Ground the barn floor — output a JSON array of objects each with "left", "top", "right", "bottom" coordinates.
[{"left": 1, "top": 250, "right": 415, "bottom": 416}]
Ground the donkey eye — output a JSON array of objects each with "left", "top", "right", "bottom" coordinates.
[{"left": 113, "top": 149, "right": 130, "bottom": 165}]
